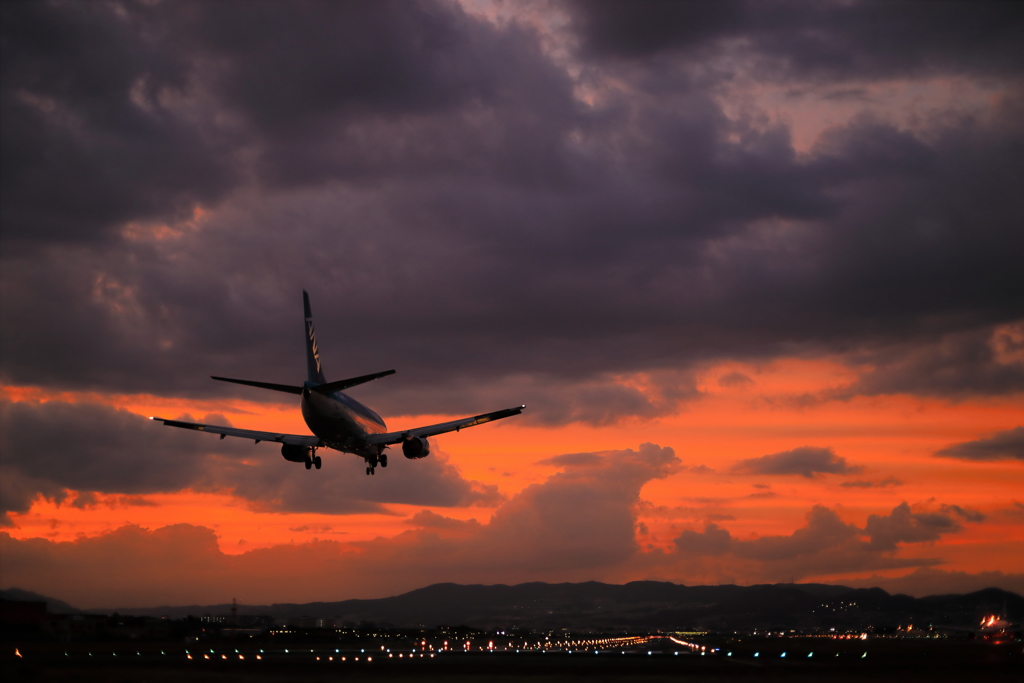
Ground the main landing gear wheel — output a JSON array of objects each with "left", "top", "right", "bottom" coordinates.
[
  {"left": 314, "top": 455, "right": 322, "bottom": 470},
  {"left": 366, "top": 466, "right": 372, "bottom": 476},
  {"left": 304, "top": 458, "right": 312, "bottom": 470},
  {"left": 380, "top": 454, "right": 388, "bottom": 468}
]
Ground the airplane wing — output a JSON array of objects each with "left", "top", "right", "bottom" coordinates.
[
  {"left": 364, "top": 405, "right": 525, "bottom": 446},
  {"left": 150, "top": 416, "right": 323, "bottom": 447}
]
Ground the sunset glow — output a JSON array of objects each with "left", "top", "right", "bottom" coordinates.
[{"left": 1, "top": 1, "right": 1021, "bottom": 609}]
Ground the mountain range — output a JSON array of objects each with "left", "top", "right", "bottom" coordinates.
[{"left": 5, "top": 581, "right": 1019, "bottom": 631}]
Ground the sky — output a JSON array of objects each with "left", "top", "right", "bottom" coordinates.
[{"left": 1, "top": 0, "right": 1022, "bottom": 609}]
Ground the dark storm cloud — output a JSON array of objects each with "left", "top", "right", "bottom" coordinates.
[
  {"left": 835, "top": 328, "right": 1024, "bottom": 399},
  {"left": 1, "top": 0, "right": 1022, "bottom": 423},
  {"left": 935, "top": 426, "right": 1024, "bottom": 462},
  {"left": 731, "top": 447, "right": 862, "bottom": 478},
  {"left": 0, "top": 399, "right": 499, "bottom": 522},
  {"left": 0, "top": 1, "right": 238, "bottom": 246},
  {"left": 1, "top": 0, "right": 571, "bottom": 247},
  {"left": 571, "top": 0, "right": 1024, "bottom": 79},
  {"left": 0, "top": 399, "right": 237, "bottom": 522}
]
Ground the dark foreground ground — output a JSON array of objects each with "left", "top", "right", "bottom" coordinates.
[{"left": 3, "top": 637, "right": 1020, "bottom": 682}]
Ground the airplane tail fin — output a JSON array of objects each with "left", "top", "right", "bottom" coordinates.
[{"left": 303, "top": 290, "right": 328, "bottom": 385}]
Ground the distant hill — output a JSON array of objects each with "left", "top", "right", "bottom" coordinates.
[
  {"left": 80, "top": 581, "right": 1023, "bottom": 631},
  {"left": 0, "top": 588, "right": 81, "bottom": 615}
]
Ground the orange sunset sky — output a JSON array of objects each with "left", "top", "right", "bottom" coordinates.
[{"left": 1, "top": 1, "right": 1022, "bottom": 609}]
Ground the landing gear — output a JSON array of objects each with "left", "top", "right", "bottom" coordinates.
[
  {"left": 380, "top": 453, "right": 388, "bottom": 468},
  {"left": 304, "top": 457, "right": 312, "bottom": 470},
  {"left": 365, "top": 466, "right": 375, "bottom": 476},
  {"left": 314, "top": 455, "right": 322, "bottom": 469}
]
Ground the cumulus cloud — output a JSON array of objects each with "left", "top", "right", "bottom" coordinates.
[
  {"left": 939, "top": 504, "right": 985, "bottom": 523},
  {"left": 717, "top": 371, "right": 754, "bottom": 388},
  {"left": 0, "top": 471, "right": 995, "bottom": 608},
  {"left": 670, "top": 501, "right": 978, "bottom": 584},
  {"left": 0, "top": 443, "right": 681, "bottom": 606},
  {"left": 675, "top": 505, "right": 860, "bottom": 561},
  {"left": 935, "top": 426, "right": 1024, "bottom": 462},
  {"left": 731, "top": 446, "right": 862, "bottom": 478},
  {"left": 863, "top": 502, "right": 961, "bottom": 551},
  {"left": 0, "top": 398, "right": 501, "bottom": 522}
]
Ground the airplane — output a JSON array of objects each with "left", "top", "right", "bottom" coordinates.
[
  {"left": 151, "top": 291, "right": 524, "bottom": 475},
  {"left": 930, "top": 599, "right": 1021, "bottom": 643}
]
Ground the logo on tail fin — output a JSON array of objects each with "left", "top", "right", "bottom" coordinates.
[{"left": 307, "top": 318, "right": 321, "bottom": 374}]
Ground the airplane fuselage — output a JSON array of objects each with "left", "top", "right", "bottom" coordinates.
[{"left": 300, "top": 382, "right": 387, "bottom": 458}]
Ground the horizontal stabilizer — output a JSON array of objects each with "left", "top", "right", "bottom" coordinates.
[
  {"left": 211, "top": 376, "right": 304, "bottom": 394},
  {"left": 310, "top": 369, "right": 396, "bottom": 394}
]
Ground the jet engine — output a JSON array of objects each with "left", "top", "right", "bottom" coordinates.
[
  {"left": 402, "top": 436, "right": 430, "bottom": 459},
  {"left": 281, "top": 444, "right": 313, "bottom": 463}
]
